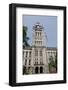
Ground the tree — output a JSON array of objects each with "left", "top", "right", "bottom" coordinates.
[
  {"left": 54, "top": 52, "right": 57, "bottom": 72},
  {"left": 48, "top": 56, "right": 55, "bottom": 68},
  {"left": 23, "top": 66, "right": 26, "bottom": 75},
  {"left": 23, "top": 26, "right": 29, "bottom": 48},
  {"left": 48, "top": 53, "right": 57, "bottom": 73}
]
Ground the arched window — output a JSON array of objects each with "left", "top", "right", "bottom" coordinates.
[
  {"left": 35, "top": 67, "right": 38, "bottom": 74},
  {"left": 40, "top": 67, "right": 43, "bottom": 73},
  {"left": 23, "top": 67, "right": 26, "bottom": 74}
]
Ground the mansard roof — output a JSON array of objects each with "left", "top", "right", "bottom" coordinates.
[{"left": 33, "top": 22, "right": 43, "bottom": 31}]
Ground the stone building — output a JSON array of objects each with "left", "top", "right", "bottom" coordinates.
[{"left": 23, "top": 22, "right": 57, "bottom": 75}]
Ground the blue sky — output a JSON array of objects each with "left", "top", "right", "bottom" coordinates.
[{"left": 23, "top": 15, "right": 57, "bottom": 47}]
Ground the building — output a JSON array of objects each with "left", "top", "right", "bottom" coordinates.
[{"left": 23, "top": 22, "right": 57, "bottom": 75}]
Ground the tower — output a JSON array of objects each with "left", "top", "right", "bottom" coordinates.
[
  {"left": 32, "top": 22, "right": 47, "bottom": 47},
  {"left": 32, "top": 22, "right": 49, "bottom": 74}
]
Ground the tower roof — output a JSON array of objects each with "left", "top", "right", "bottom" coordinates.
[{"left": 33, "top": 22, "right": 43, "bottom": 31}]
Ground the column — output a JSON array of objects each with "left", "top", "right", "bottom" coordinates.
[
  {"left": 38, "top": 48, "right": 40, "bottom": 64},
  {"left": 31, "top": 47, "right": 35, "bottom": 74}
]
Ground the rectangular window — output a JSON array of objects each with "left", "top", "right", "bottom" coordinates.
[
  {"left": 40, "top": 50, "right": 42, "bottom": 56},
  {"left": 26, "top": 51, "right": 28, "bottom": 57},
  {"left": 29, "top": 59, "right": 31, "bottom": 65},
  {"left": 36, "top": 62, "right": 38, "bottom": 64},
  {"left": 29, "top": 51, "right": 31, "bottom": 57},
  {"left": 25, "top": 59, "right": 27, "bottom": 65},
  {"left": 23, "top": 51, "right": 24, "bottom": 57},
  {"left": 35, "top": 49, "right": 38, "bottom": 56},
  {"left": 40, "top": 61, "right": 43, "bottom": 64}
]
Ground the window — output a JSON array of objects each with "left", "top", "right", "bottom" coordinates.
[
  {"left": 35, "top": 32, "right": 37, "bottom": 36},
  {"left": 26, "top": 51, "right": 28, "bottom": 57},
  {"left": 34, "top": 60, "right": 36, "bottom": 64},
  {"left": 35, "top": 49, "right": 38, "bottom": 56},
  {"left": 23, "top": 51, "right": 24, "bottom": 57},
  {"left": 40, "top": 32, "right": 41, "bottom": 36},
  {"left": 37, "top": 62, "right": 38, "bottom": 64},
  {"left": 35, "top": 62, "right": 38, "bottom": 64},
  {"left": 35, "top": 60, "right": 38, "bottom": 64},
  {"left": 29, "top": 51, "right": 31, "bottom": 57},
  {"left": 35, "top": 67, "right": 38, "bottom": 74},
  {"left": 40, "top": 67, "right": 43, "bottom": 73},
  {"left": 38, "top": 32, "right": 39, "bottom": 37},
  {"left": 35, "top": 33, "right": 37, "bottom": 39},
  {"left": 25, "top": 59, "right": 27, "bottom": 65},
  {"left": 40, "top": 61, "right": 43, "bottom": 64},
  {"left": 29, "top": 59, "right": 31, "bottom": 65},
  {"left": 40, "top": 50, "right": 42, "bottom": 56}
]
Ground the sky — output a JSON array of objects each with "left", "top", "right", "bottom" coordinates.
[{"left": 23, "top": 15, "right": 57, "bottom": 47}]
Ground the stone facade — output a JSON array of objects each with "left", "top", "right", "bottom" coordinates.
[{"left": 23, "top": 22, "right": 57, "bottom": 75}]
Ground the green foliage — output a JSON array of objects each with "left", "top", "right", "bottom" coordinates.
[
  {"left": 55, "top": 52, "right": 57, "bottom": 71},
  {"left": 23, "top": 26, "right": 30, "bottom": 48},
  {"left": 23, "top": 66, "right": 32, "bottom": 75},
  {"left": 48, "top": 53, "right": 57, "bottom": 73},
  {"left": 49, "top": 56, "right": 55, "bottom": 68},
  {"left": 23, "top": 66, "right": 26, "bottom": 75}
]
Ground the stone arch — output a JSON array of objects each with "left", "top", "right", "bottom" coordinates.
[
  {"left": 23, "top": 66, "right": 26, "bottom": 74},
  {"left": 35, "top": 67, "right": 38, "bottom": 74},
  {"left": 40, "top": 67, "right": 43, "bottom": 73}
]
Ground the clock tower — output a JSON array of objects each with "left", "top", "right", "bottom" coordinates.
[{"left": 32, "top": 22, "right": 49, "bottom": 74}]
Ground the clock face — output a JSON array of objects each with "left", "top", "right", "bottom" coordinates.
[{"left": 37, "top": 25, "right": 40, "bottom": 28}]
